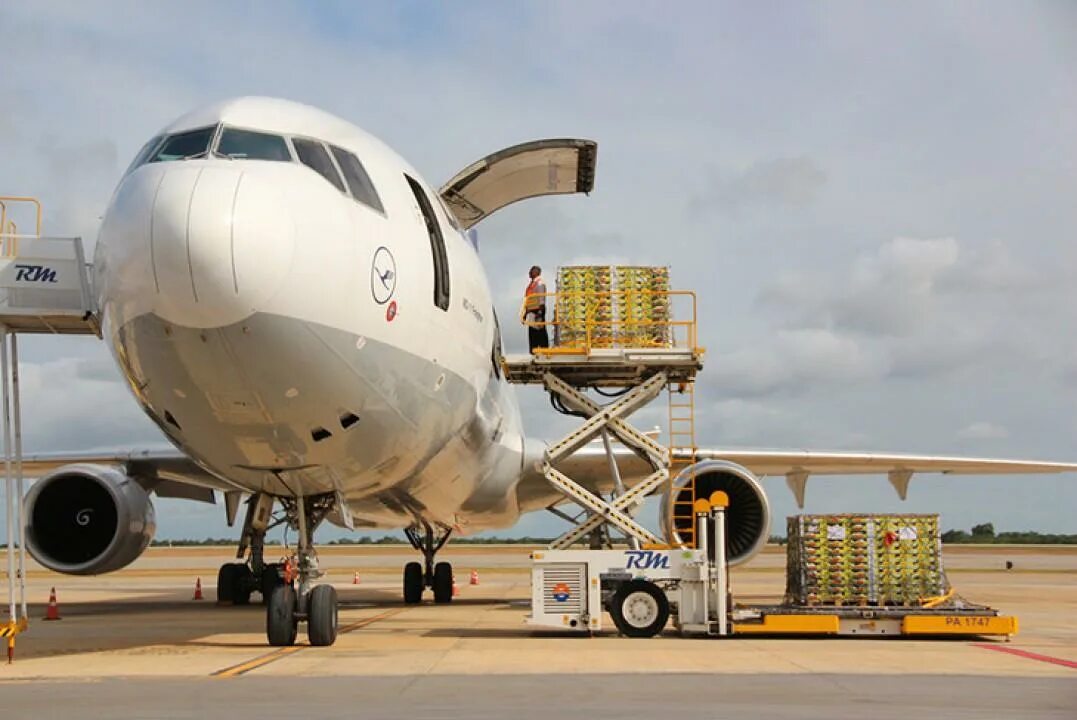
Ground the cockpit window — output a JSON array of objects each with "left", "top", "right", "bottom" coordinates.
[
  {"left": 124, "top": 135, "right": 164, "bottom": 175},
  {"left": 292, "top": 138, "right": 346, "bottom": 192},
  {"left": 329, "top": 145, "right": 384, "bottom": 213},
  {"left": 150, "top": 126, "right": 216, "bottom": 162},
  {"left": 217, "top": 128, "right": 291, "bottom": 161}
]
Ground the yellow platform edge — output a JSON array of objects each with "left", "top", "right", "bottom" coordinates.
[
  {"left": 732, "top": 613, "right": 1017, "bottom": 636},
  {"left": 733, "top": 614, "right": 840, "bottom": 634},
  {"left": 901, "top": 615, "right": 1018, "bottom": 636}
]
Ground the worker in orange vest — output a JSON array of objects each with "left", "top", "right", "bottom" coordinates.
[{"left": 522, "top": 265, "right": 549, "bottom": 352}]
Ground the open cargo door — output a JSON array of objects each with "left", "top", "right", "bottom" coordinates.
[{"left": 438, "top": 139, "right": 597, "bottom": 230}]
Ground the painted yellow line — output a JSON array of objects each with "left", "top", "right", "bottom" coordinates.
[{"left": 212, "top": 607, "right": 405, "bottom": 678}]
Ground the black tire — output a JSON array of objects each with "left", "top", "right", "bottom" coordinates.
[
  {"left": 260, "top": 563, "right": 284, "bottom": 603},
  {"left": 403, "top": 562, "right": 423, "bottom": 604},
  {"left": 433, "top": 561, "right": 453, "bottom": 604},
  {"left": 307, "top": 585, "right": 339, "bottom": 647},
  {"left": 609, "top": 579, "right": 669, "bottom": 638},
  {"left": 232, "top": 564, "right": 254, "bottom": 606},
  {"left": 216, "top": 563, "right": 238, "bottom": 605},
  {"left": 266, "top": 584, "right": 298, "bottom": 647}
]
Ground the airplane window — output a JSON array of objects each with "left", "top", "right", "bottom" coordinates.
[
  {"left": 292, "top": 138, "right": 346, "bottom": 193},
  {"left": 329, "top": 145, "right": 384, "bottom": 213},
  {"left": 217, "top": 128, "right": 291, "bottom": 161},
  {"left": 150, "top": 126, "right": 216, "bottom": 162}
]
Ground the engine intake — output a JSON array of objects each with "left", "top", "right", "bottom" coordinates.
[
  {"left": 660, "top": 460, "right": 770, "bottom": 566},
  {"left": 25, "top": 464, "right": 156, "bottom": 575}
]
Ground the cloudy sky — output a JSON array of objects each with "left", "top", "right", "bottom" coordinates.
[{"left": 1, "top": 2, "right": 1075, "bottom": 542}]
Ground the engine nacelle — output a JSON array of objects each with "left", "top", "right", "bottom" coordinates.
[
  {"left": 660, "top": 460, "right": 770, "bottom": 566},
  {"left": 25, "top": 464, "right": 156, "bottom": 575}
]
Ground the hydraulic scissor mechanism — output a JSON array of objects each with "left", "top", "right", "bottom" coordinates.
[
  {"left": 403, "top": 523, "right": 454, "bottom": 604},
  {"left": 542, "top": 371, "right": 672, "bottom": 549}
]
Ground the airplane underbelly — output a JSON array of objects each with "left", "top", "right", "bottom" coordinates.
[{"left": 110, "top": 310, "right": 492, "bottom": 525}]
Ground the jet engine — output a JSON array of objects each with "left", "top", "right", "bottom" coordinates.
[
  {"left": 25, "top": 464, "right": 156, "bottom": 575},
  {"left": 660, "top": 459, "right": 770, "bottom": 566}
]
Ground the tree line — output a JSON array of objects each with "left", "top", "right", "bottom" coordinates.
[
  {"left": 130, "top": 525, "right": 1073, "bottom": 547},
  {"left": 940, "top": 523, "right": 1077, "bottom": 544}
]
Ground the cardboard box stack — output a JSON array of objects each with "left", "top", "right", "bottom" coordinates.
[
  {"left": 555, "top": 265, "right": 671, "bottom": 349},
  {"left": 785, "top": 514, "right": 948, "bottom": 606}
]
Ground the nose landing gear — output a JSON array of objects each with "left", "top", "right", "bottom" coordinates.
[{"left": 264, "top": 493, "right": 339, "bottom": 647}]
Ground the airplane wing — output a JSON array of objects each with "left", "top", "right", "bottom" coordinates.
[
  {"left": 516, "top": 441, "right": 1077, "bottom": 512},
  {"left": 14, "top": 448, "right": 234, "bottom": 503},
  {"left": 693, "top": 449, "right": 1077, "bottom": 508}
]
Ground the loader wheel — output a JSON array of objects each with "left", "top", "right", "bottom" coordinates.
[{"left": 610, "top": 579, "right": 669, "bottom": 638}]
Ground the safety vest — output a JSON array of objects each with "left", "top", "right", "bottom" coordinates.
[{"left": 524, "top": 277, "right": 545, "bottom": 311}]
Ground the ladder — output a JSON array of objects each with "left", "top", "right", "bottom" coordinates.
[{"left": 667, "top": 379, "right": 698, "bottom": 547}]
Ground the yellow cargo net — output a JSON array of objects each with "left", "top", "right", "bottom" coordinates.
[{"left": 519, "top": 288, "right": 699, "bottom": 354}]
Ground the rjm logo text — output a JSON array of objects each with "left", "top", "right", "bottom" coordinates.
[
  {"left": 624, "top": 550, "right": 670, "bottom": 570},
  {"left": 15, "top": 264, "right": 58, "bottom": 283}
]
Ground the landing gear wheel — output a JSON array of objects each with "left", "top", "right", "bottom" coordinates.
[
  {"left": 266, "top": 584, "right": 298, "bottom": 647},
  {"left": 432, "top": 561, "right": 453, "bottom": 604},
  {"left": 307, "top": 585, "right": 339, "bottom": 647},
  {"left": 260, "top": 563, "right": 284, "bottom": 603},
  {"left": 232, "top": 564, "right": 254, "bottom": 606},
  {"left": 217, "top": 563, "right": 237, "bottom": 605},
  {"left": 609, "top": 579, "right": 669, "bottom": 638},
  {"left": 403, "top": 562, "right": 423, "bottom": 604}
]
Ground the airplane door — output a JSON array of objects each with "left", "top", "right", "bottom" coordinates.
[
  {"left": 438, "top": 139, "right": 597, "bottom": 230},
  {"left": 405, "top": 174, "right": 451, "bottom": 311}
]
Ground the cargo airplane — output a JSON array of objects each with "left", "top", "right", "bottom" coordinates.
[{"left": 16, "top": 97, "right": 1077, "bottom": 646}]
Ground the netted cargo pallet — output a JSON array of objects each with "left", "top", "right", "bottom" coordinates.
[
  {"left": 615, "top": 266, "right": 670, "bottom": 347},
  {"left": 555, "top": 265, "right": 671, "bottom": 349},
  {"left": 555, "top": 266, "right": 613, "bottom": 348},
  {"left": 785, "top": 514, "right": 949, "bottom": 607}
]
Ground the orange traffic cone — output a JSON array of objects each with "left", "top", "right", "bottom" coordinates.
[
  {"left": 353, "top": 572, "right": 360, "bottom": 585},
  {"left": 43, "top": 587, "right": 61, "bottom": 621},
  {"left": 469, "top": 569, "right": 479, "bottom": 586},
  {"left": 452, "top": 575, "right": 459, "bottom": 597},
  {"left": 193, "top": 577, "right": 204, "bottom": 600}
]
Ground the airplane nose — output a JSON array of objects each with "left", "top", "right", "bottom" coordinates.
[{"left": 113, "top": 163, "right": 295, "bottom": 328}]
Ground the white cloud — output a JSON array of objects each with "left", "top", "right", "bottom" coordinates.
[{"left": 957, "top": 422, "right": 1010, "bottom": 441}]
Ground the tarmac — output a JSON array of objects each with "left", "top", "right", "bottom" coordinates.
[{"left": 2, "top": 544, "right": 1075, "bottom": 718}]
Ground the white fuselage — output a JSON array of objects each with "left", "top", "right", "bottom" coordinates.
[{"left": 95, "top": 98, "right": 528, "bottom": 534}]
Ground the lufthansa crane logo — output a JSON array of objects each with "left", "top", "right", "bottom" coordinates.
[{"left": 370, "top": 246, "right": 397, "bottom": 305}]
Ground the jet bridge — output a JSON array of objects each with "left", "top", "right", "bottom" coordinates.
[
  {"left": 501, "top": 273, "right": 704, "bottom": 550},
  {"left": 0, "top": 196, "right": 100, "bottom": 660}
]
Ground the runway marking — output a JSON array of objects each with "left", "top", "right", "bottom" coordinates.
[
  {"left": 212, "top": 608, "right": 406, "bottom": 678},
  {"left": 972, "top": 643, "right": 1077, "bottom": 669}
]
